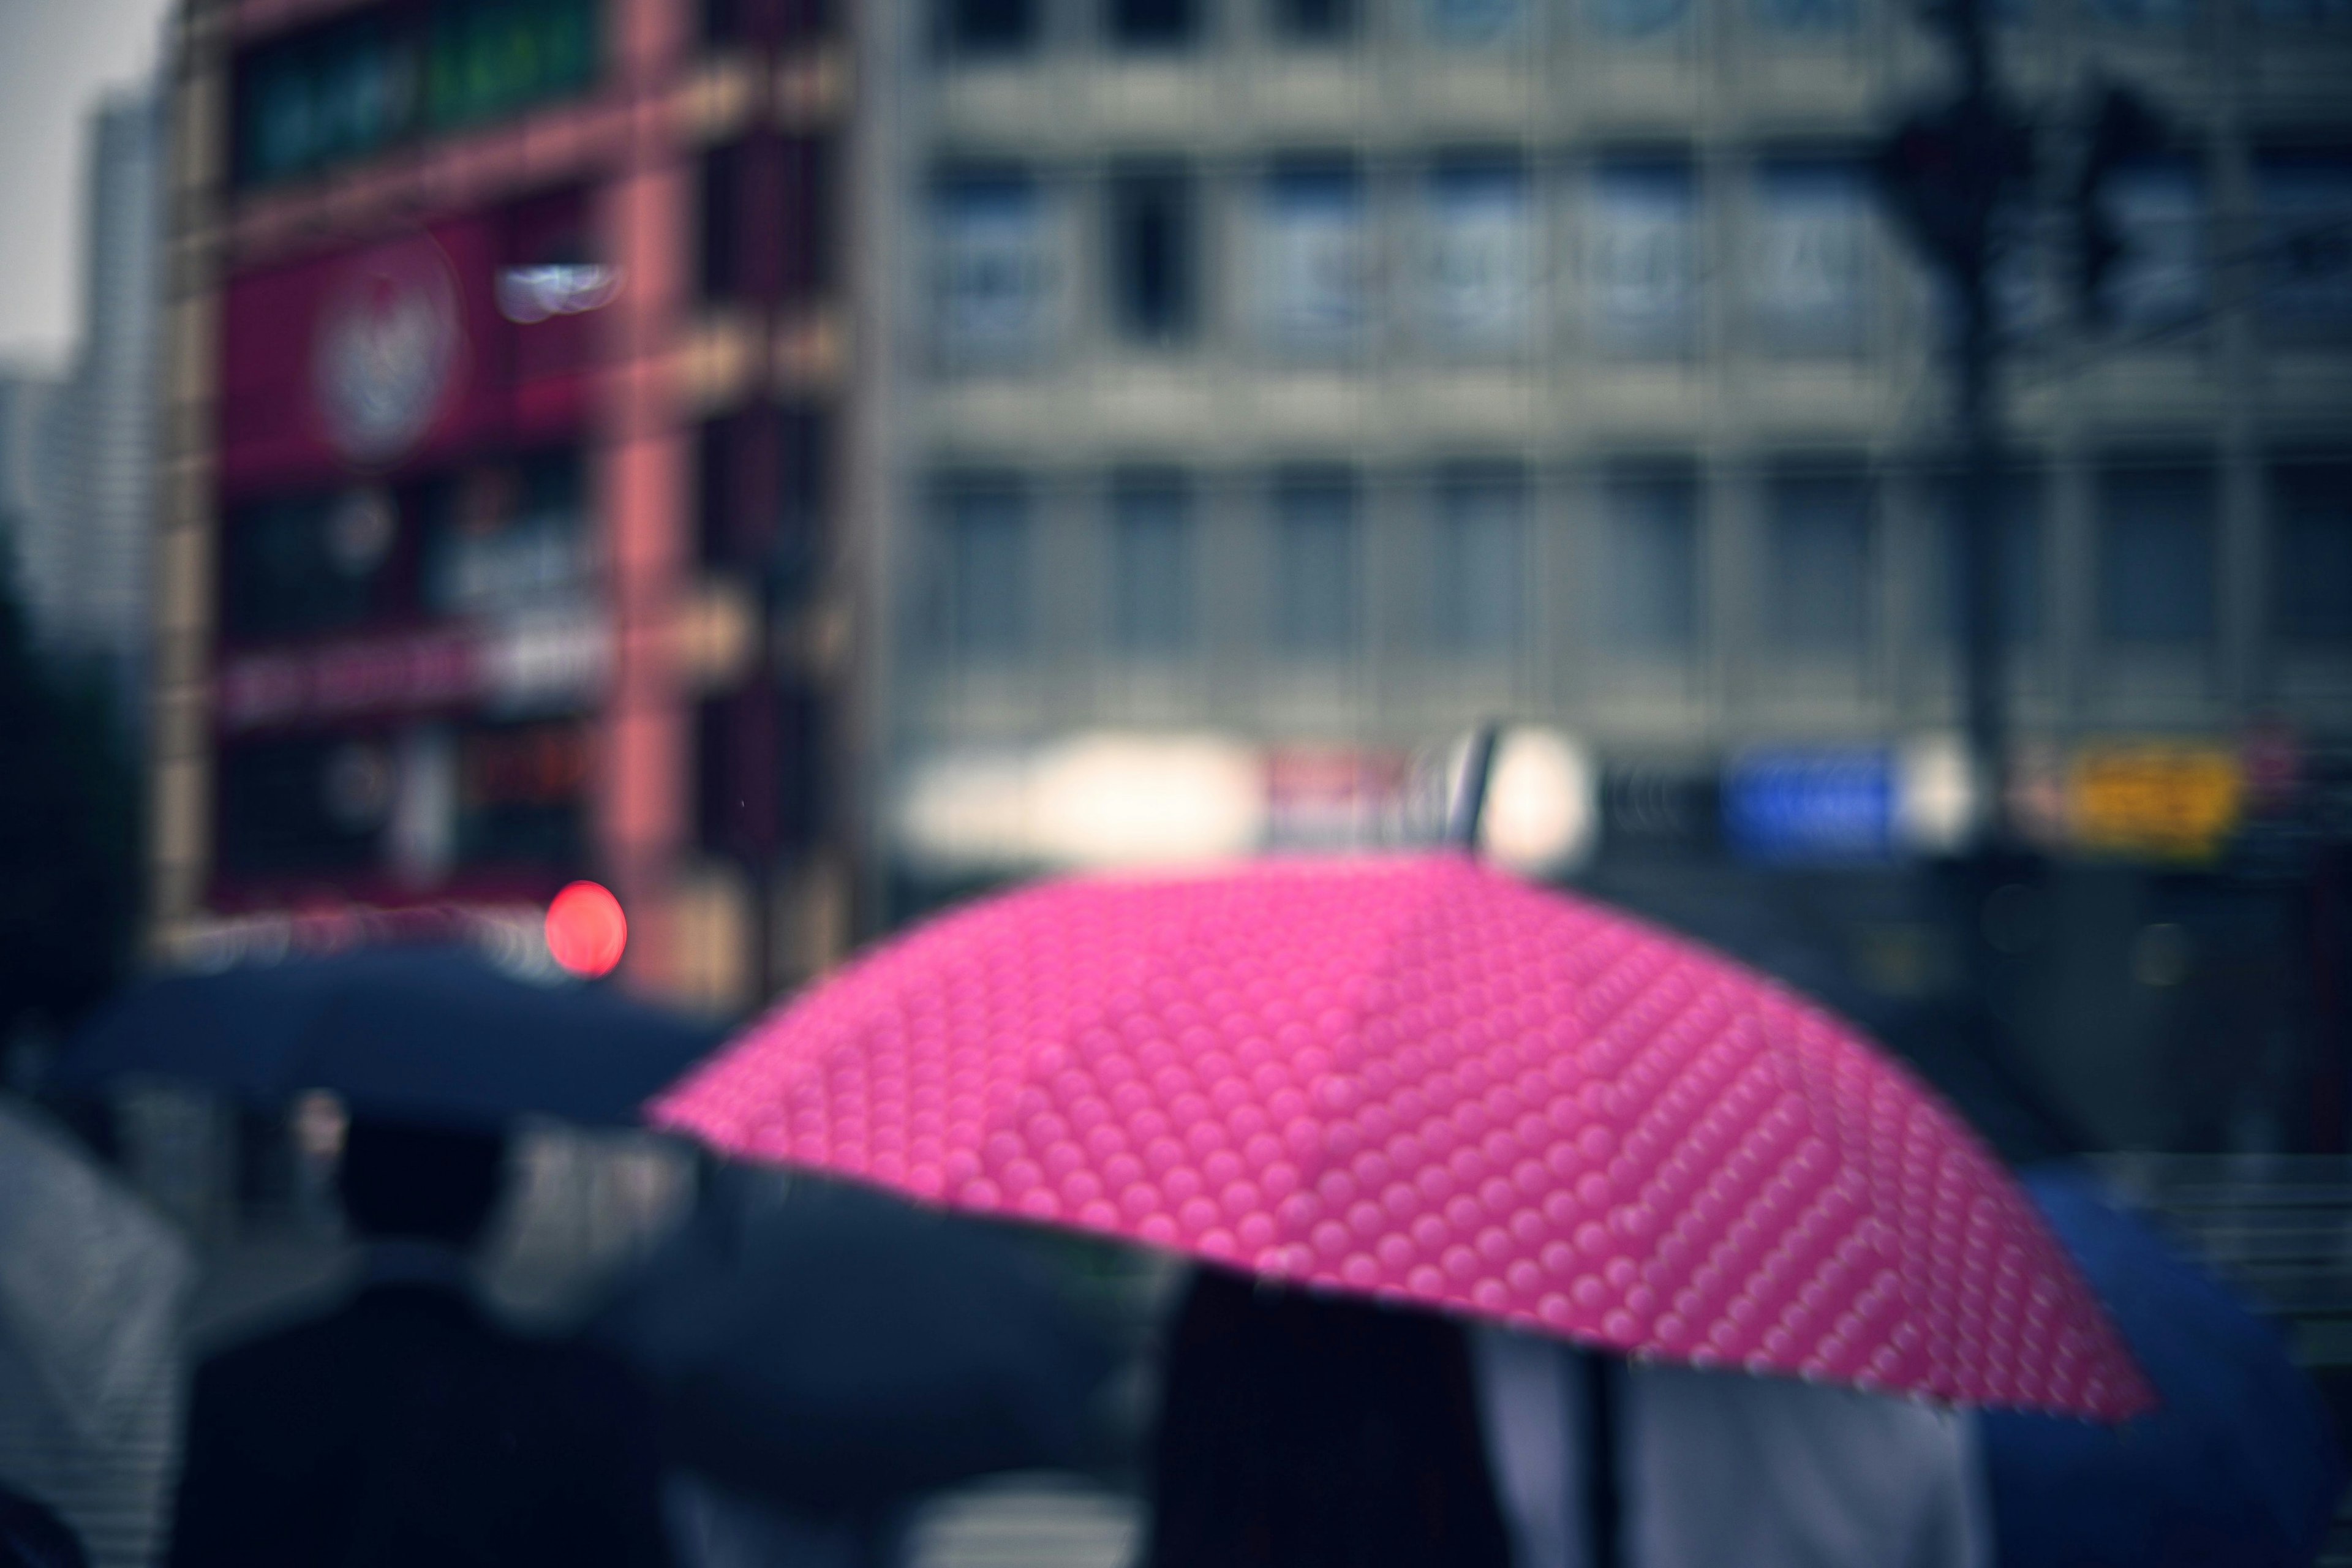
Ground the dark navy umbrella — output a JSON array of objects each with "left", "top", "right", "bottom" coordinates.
[
  {"left": 55, "top": 946, "right": 723, "bottom": 1128},
  {"left": 1984, "top": 1166, "right": 2345, "bottom": 1568},
  {"left": 594, "top": 1168, "right": 1118, "bottom": 1514}
]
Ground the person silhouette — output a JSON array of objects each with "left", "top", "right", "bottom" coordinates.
[{"left": 167, "top": 1117, "right": 671, "bottom": 1568}]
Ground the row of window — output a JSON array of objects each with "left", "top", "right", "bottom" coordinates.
[
  {"left": 922, "top": 460, "right": 2352, "bottom": 662},
  {"left": 929, "top": 152, "right": 2352, "bottom": 363},
  {"left": 937, "top": 0, "right": 2345, "bottom": 53},
  {"left": 224, "top": 453, "right": 589, "bottom": 644},
  {"left": 236, "top": 0, "right": 601, "bottom": 187}
]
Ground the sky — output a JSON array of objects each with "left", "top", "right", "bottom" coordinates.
[{"left": 0, "top": 0, "right": 174, "bottom": 368}]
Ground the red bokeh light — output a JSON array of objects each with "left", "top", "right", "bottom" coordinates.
[{"left": 546, "top": 881, "right": 627, "bottom": 977}]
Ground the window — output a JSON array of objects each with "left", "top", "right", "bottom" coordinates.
[
  {"left": 941, "top": 0, "right": 1039, "bottom": 53},
  {"left": 1603, "top": 469, "right": 1700, "bottom": 657},
  {"left": 2097, "top": 467, "right": 2214, "bottom": 646},
  {"left": 700, "top": 142, "right": 744, "bottom": 300},
  {"left": 1587, "top": 160, "right": 1699, "bottom": 358},
  {"left": 706, "top": 0, "right": 834, "bottom": 46},
  {"left": 1431, "top": 466, "right": 1526, "bottom": 654},
  {"left": 1109, "top": 165, "right": 1197, "bottom": 345},
  {"left": 2100, "top": 157, "right": 2206, "bottom": 331},
  {"left": 780, "top": 136, "right": 835, "bottom": 305},
  {"left": 458, "top": 720, "right": 590, "bottom": 869},
  {"left": 239, "top": 13, "right": 417, "bottom": 186},
  {"left": 1271, "top": 0, "right": 1356, "bottom": 40},
  {"left": 698, "top": 409, "right": 829, "bottom": 589},
  {"left": 1273, "top": 467, "right": 1356, "bottom": 655},
  {"left": 219, "top": 737, "right": 390, "bottom": 874},
  {"left": 2257, "top": 152, "right": 2352, "bottom": 339},
  {"left": 1109, "top": 470, "right": 1194, "bottom": 654},
  {"left": 1112, "top": 0, "right": 1200, "bottom": 46},
  {"left": 1749, "top": 161, "right": 1872, "bottom": 355},
  {"left": 2250, "top": 0, "right": 2352, "bottom": 24},
  {"left": 2274, "top": 464, "right": 2352, "bottom": 647},
  {"left": 1926, "top": 471, "right": 2042, "bottom": 648},
  {"left": 2082, "top": 0, "right": 2194, "bottom": 25},
  {"left": 1426, "top": 0, "right": 1525, "bottom": 45},
  {"left": 1752, "top": 0, "right": 1856, "bottom": 34},
  {"left": 1423, "top": 159, "right": 1535, "bottom": 356},
  {"left": 933, "top": 170, "right": 1055, "bottom": 366},
  {"left": 421, "top": 453, "right": 590, "bottom": 617},
  {"left": 1591, "top": 0, "right": 1691, "bottom": 38},
  {"left": 225, "top": 488, "right": 406, "bottom": 641},
  {"left": 1260, "top": 160, "right": 1368, "bottom": 356},
  {"left": 236, "top": 0, "right": 600, "bottom": 187},
  {"left": 935, "top": 478, "right": 1029, "bottom": 655},
  {"left": 1765, "top": 472, "right": 1872, "bottom": 652}
]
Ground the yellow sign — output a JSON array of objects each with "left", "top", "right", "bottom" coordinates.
[{"left": 2067, "top": 742, "right": 2244, "bottom": 862}]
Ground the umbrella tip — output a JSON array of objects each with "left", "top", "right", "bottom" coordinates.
[{"left": 1447, "top": 723, "right": 1503, "bottom": 853}]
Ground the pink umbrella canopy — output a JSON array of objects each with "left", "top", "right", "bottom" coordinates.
[{"left": 652, "top": 853, "right": 2152, "bottom": 1420}]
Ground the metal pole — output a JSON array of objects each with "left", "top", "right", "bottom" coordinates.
[
  {"left": 1449, "top": 723, "right": 1502, "bottom": 853},
  {"left": 1952, "top": 0, "right": 2010, "bottom": 851}
]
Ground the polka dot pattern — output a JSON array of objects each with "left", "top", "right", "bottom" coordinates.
[{"left": 650, "top": 854, "right": 2152, "bottom": 1420}]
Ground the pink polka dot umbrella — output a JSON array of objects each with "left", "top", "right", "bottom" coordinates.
[{"left": 650, "top": 853, "right": 2152, "bottom": 1420}]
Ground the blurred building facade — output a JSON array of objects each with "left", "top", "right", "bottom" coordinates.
[
  {"left": 150, "top": 0, "right": 855, "bottom": 1015},
  {"left": 2, "top": 91, "right": 165, "bottom": 729},
  {"left": 0, "top": 370, "right": 64, "bottom": 603},
  {"left": 862, "top": 0, "right": 2352, "bottom": 1147}
]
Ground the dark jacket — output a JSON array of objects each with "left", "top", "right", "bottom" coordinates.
[
  {"left": 1147, "top": 1268, "right": 1512, "bottom": 1568},
  {"left": 167, "top": 1281, "right": 670, "bottom": 1568},
  {"left": 0, "top": 1479, "right": 86, "bottom": 1568}
]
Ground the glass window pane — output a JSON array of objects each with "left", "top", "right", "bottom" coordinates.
[
  {"left": 933, "top": 172, "right": 1054, "bottom": 366},
  {"left": 2097, "top": 467, "right": 2214, "bottom": 646},
  {"left": 1749, "top": 162, "right": 1871, "bottom": 355},
  {"left": 942, "top": 0, "right": 1038, "bottom": 53},
  {"left": 1272, "top": 0, "right": 1357, "bottom": 40},
  {"left": 1423, "top": 160, "right": 1534, "bottom": 355},
  {"left": 1260, "top": 162, "right": 1368, "bottom": 357},
  {"left": 2274, "top": 465, "right": 2352, "bottom": 647},
  {"left": 1926, "top": 472, "right": 2042, "bottom": 647},
  {"left": 1109, "top": 166, "right": 1196, "bottom": 345},
  {"left": 1110, "top": 472, "right": 1194, "bottom": 654},
  {"left": 1588, "top": 162, "right": 1698, "bottom": 358},
  {"left": 2082, "top": 0, "right": 2195, "bottom": 26},
  {"left": 1766, "top": 472, "right": 1872, "bottom": 651},
  {"left": 1604, "top": 471, "right": 1700, "bottom": 655},
  {"left": 1591, "top": 0, "right": 1692, "bottom": 39},
  {"left": 937, "top": 480, "right": 1028, "bottom": 655},
  {"left": 1273, "top": 469, "right": 1355, "bottom": 655},
  {"left": 2258, "top": 153, "right": 2352, "bottom": 338},
  {"left": 1753, "top": 0, "right": 1857, "bottom": 34},
  {"left": 1431, "top": 467, "right": 1525, "bottom": 653},
  {"left": 1427, "top": 0, "right": 1526, "bottom": 46},
  {"left": 1112, "top": 0, "right": 1199, "bottom": 45},
  {"left": 2104, "top": 159, "right": 2206, "bottom": 330}
]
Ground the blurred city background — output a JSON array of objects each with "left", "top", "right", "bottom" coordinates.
[{"left": 0, "top": 0, "right": 2348, "bottom": 1558}]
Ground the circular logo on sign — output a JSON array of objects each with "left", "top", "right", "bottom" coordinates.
[{"left": 312, "top": 237, "right": 464, "bottom": 467}]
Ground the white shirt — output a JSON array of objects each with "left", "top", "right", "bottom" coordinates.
[{"left": 1469, "top": 1325, "right": 1991, "bottom": 1568}]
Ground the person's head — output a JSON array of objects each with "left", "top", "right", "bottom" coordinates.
[{"left": 336, "top": 1117, "right": 510, "bottom": 1250}]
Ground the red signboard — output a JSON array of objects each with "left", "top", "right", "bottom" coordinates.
[{"left": 218, "top": 192, "right": 601, "bottom": 496}]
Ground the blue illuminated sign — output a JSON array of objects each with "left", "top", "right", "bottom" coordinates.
[{"left": 1723, "top": 747, "right": 1894, "bottom": 864}]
